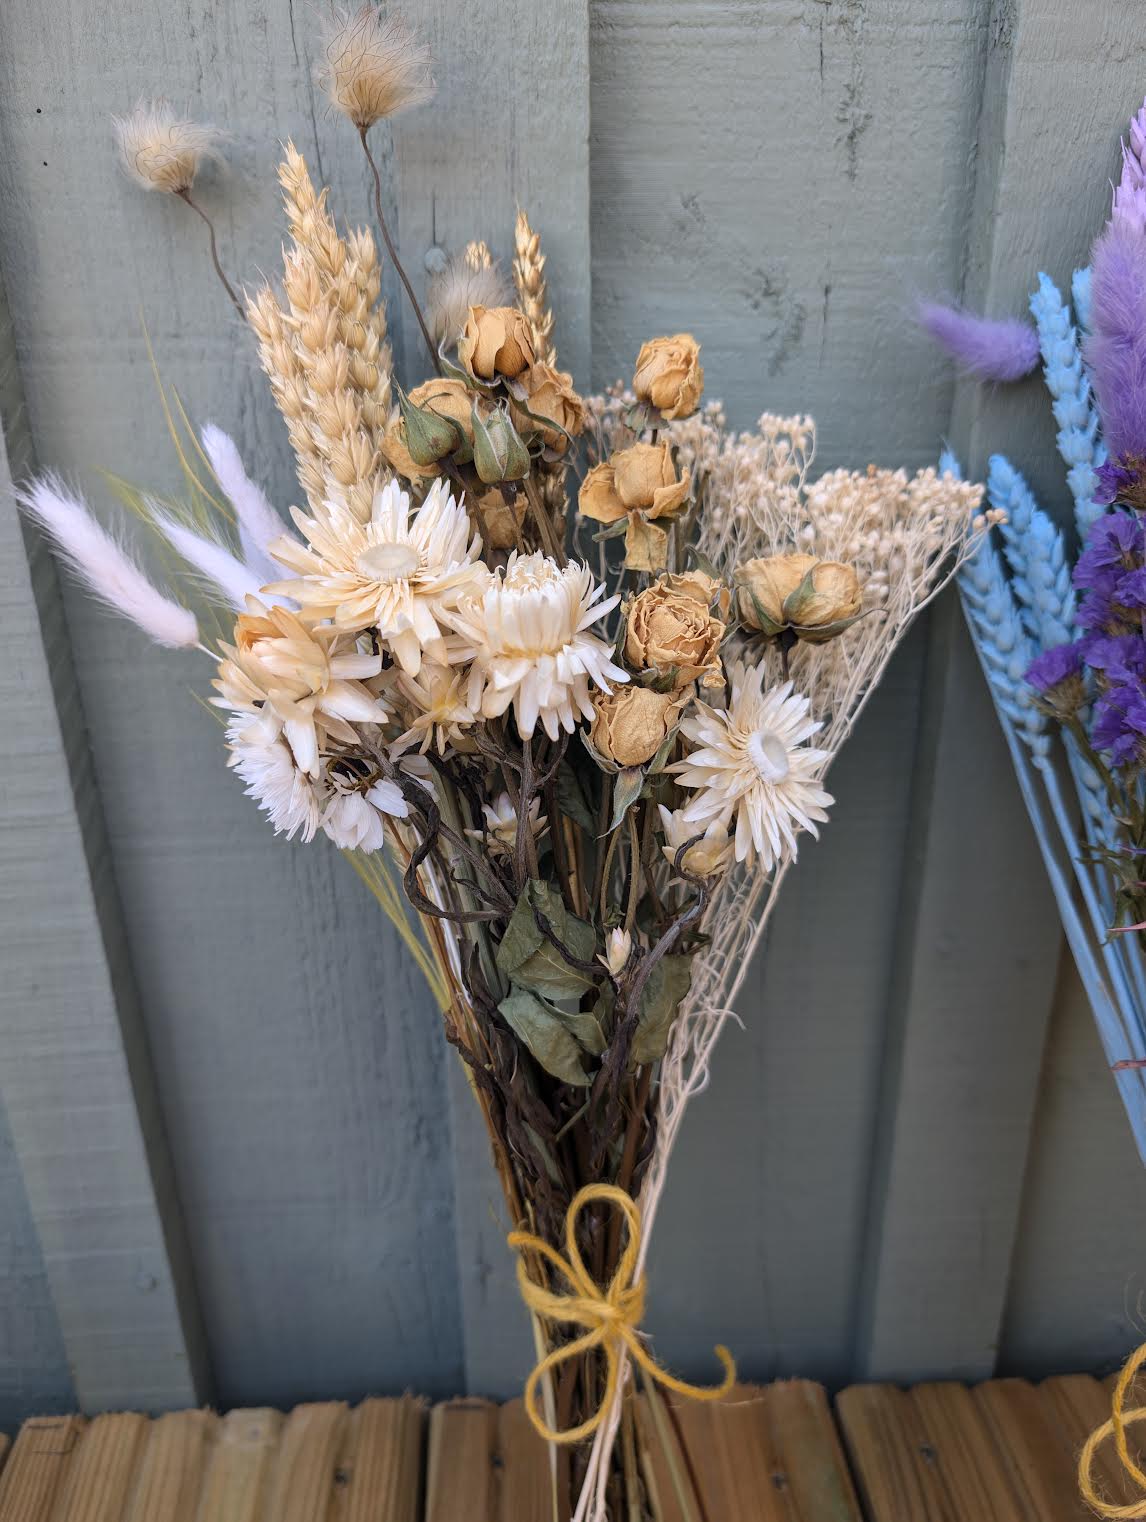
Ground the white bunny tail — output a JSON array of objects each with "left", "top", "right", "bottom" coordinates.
[
  {"left": 147, "top": 502, "right": 265, "bottom": 611},
  {"left": 20, "top": 476, "right": 200, "bottom": 649},
  {"left": 201, "top": 424, "right": 288, "bottom": 580}
]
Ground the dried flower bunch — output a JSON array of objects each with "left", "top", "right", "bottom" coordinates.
[{"left": 22, "top": 11, "right": 991, "bottom": 1519}]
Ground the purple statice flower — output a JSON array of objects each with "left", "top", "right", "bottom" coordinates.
[
  {"left": 917, "top": 301, "right": 1040, "bottom": 382},
  {"left": 1095, "top": 458, "right": 1146, "bottom": 506},
  {"left": 1074, "top": 512, "right": 1144, "bottom": 591},
  {"left": 1093, "top": 681, "right": 1146, "bottom": 767},
  {"left": 1080, "top": 634, "right": 1146, "bottom": 682},
  {"left": 1118, "top": 566, "right": 1146, "bottom": 609},
  {"left": 1086, "top": 219, "right": 1146, "bottom": 464},
  {"left": 1026, "top": 641, "right": 1083, "bottom": 694}
]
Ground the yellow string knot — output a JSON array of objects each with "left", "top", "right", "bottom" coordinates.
[
  {"left": 507, "top": 1182, "right": 736, "bottom": 1445},
  {"left": 1080, "top": 1341, "right": 1146, "bottom": 1517}
]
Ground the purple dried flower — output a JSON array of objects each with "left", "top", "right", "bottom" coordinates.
[
  {"left": 1093, "top": 681, "right": 1146, "bottom": 767},
  {"left": 1080, "top": 634, "right": 1146, "bottom": 682},
  {"left": 1074, "top": 513, "right": 1144, "bottom": 591},
  {"left": 1113, "top": 96, "right": 1146, "bottom": 235},
  {"left": 917, "top": 301, "right": 1040, "bottom": 382},
  {"left": 1118, "top": 566, "right": 1146, "bottom": 609},
  {"left": 1085, "top": 220, "right": 1146, "bottom": 462},
  {"left": 1026, "top": 641, "right": 1083, "bottom": 693}
]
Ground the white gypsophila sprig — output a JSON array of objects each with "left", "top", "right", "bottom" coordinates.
[
  {"left": 319, "top": 7, "right": 434, "bottom": 130},
  {"left": 269, "top": 477, "right": 486, "bottom": 675},
  {"left": 446, "top": 551, "right": 629, "bottom": 741},
  {"left": 112, "top": 100, "right": 221, "bottom": 194},
  {"left": 672, "top": 661, "right": 832, "bottom": 871}
]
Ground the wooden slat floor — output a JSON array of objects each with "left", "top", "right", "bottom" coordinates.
[{"left": 0, "top": 1373, "right": 1134, "bottom": 1520}]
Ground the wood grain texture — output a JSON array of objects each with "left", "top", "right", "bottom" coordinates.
[
  {"left": 853, "top": 0, "right": 1146, "bottom": 1384},
  {"left": 0, "top": 1417, "right": 86, "bottom": 1522},
  {"left": 0, "top": 264, "right": 207, "bottom": 1411},
  {"left": 0, "top": 0, "right": 464, "bottom": 1408}
]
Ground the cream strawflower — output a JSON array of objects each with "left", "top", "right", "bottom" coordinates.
[
  {"left": 322, "top": 776, "right": 408, "bottom": 850},
  {"left": 269, "top": 478, "right": 486, "bottom": 675},
  {"left": 226, "top": 711, "right": 324, "bottom": 842},
  {"left": 672, "top": 662, "right": 832, "bottom": 870},
  {"left": 448, "top": 552, "right": 628, "bottom": 740},
  {"left": 212, "top": 600, "right": 389, "bottom": 778},
  {"left": 391, "top": 661, "right": 478, "bottom": 756},
  {"left": 657, "top": 804, "right": 734, "bottom": 878},
  {"left": 466, "top": 791, "right": 547, "bottom": 855}
]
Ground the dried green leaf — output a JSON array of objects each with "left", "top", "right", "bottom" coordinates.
[
  {"left": 495, "top": 879, "right": 596, "bottom": 999},
  {"left": 498, "top": 986, "right": 590, "bottom": 1087},
  {"left": 556, "top": 761, "right": 596, "bottom": 835},
  {"left": 631, "top": 954, "right": 693, "bottom": 1066},
  {"left": 609, "top": 767, "right": 645, "bottom": 834}
]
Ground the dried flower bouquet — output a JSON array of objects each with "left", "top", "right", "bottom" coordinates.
[{"left": 22, "top": 10, "right": 992, "bottom": 1519}]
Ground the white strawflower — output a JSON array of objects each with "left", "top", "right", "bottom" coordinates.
[
  {"left": 112, "top": 100, "right": 220, "bottom": 194},
  {"left": 448, "top": 552, "right": 628, "bottom": 740},
  {"left": 466, "top": 791, "right": 547, "bottom": 855},
  {"left": 600, "top": 926, "right": 632, "bottom": 977},
  {"left": 657, "top": 805, "right": 733, "bottom": 878},
  {"left": 322, "top": 778, "right": 408, "bottom": 851},
  {"left": 672, "top": 662, "right": 832, "bottom": 870},
  {"left": 270, "top": 478, "right": 485, "bottom": 676},
  {"left": 226, "top": 712, "right": 324, "bottom": 842},
  {"left": 320, "top": 7, "right": 435, "bottom": 130},
  {"left": 391, "top": 661, "right": 477, "bottom": 756},
  {"left": 213, "top": 601, "right": 389, "bottom": 778}
]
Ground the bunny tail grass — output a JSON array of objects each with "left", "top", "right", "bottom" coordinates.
[
  {"left": 200, "top": 424, "right": 287, "bottom": 580},
  {"left": 918, "top": 300, "right": 1040, "bottom": 382},
  {"left": 147, "top": 501, "right": 265, "bottom": 611},
  {"left": 19, "top": 476, "right": 200, "bottom": 648}
]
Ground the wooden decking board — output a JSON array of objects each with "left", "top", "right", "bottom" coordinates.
[
  {"left": 0, "top": 1370, "right": 1134, "bottom": 1518},
  {"left": 0, "top": 1417, "right": 86, "bottom": 1522}
]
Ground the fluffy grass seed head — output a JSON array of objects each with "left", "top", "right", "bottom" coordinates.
[
  {"left": 112, "top": 100, "right": 220, "bottom": 194},
  {"left": 320, "top": 8, "right": 435, "bottom": 131},
  {"left": 427, "top": 247, "right": 513, "bottom": 347}
]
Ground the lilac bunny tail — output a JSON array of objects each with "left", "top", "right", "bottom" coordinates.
[
  {"left": 1113, "top": 96, "right": 1146, "bottom": 234},
  {"left": 1086, "top": 220, "right": 1146, "bottom": 461},
  {"left": 918, "top": 300, "right": 1040, "bottom": 382}
]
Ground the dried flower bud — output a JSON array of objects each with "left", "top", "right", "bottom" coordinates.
[
  {"left": 612, "top": 442, "right": 689, "bottom": 518},
  {"left": 590, "top": 685, "right": 685, "bottom": 768},
  {"left": 600, "top": 926, "right": 633, "bottom": 977},
  {"left": 472, "top": 406, "right": 531, "bottom": 484},
  {"left": 633, "top": 334, "right": 704, "bottom": 421},
  {"left": 735, "top": 554, "right": 862, "bottom": 643},
  {"left": 406, "top": 377, "right": 485, "bottom": 463},
  {"left": 320, "top": 8, "right": 434, "bottom": 131},
  {"left": 458, "top": 305, "right": 536, "bottom": 381},
  {"left": 511, "top": 363, "right": 586, "bottom": 453},
  {"left": 657, "top": 805, "right": 733, "bottom": 878},
  {"left": 625, "top": 575, "right": 725, "bottom": 691},
  {"left": 578, "top": 461, "right": 626, "bottom": 525},
  {"left": 398, "top": 387, "right": 465, "bottom": 466},
  {"left": 381, "top": 418, "right": 434, "bottom": 481},
  {"left": 112, "top": 101, "right": 220, "bottom": 194}
]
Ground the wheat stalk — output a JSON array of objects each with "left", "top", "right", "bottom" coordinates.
[
  {"left": 513, "top": 209, "right": 556, "bottom": 367},
  {"left": 248, "top": 142, "right": 394, "bottom": 521}
]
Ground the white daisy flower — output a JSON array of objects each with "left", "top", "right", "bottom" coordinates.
[
  {"left": 671, "top": 662, "right": 833, "bottom": 871},
  {"left": 212, "top": 601, "right": 388, "bottom": 778},
  {"left": 448, "top": 551, "right": 628, "bottom": 741},
  {"left": 269, "top": 478, "right": 486, "bottom": 675},
  {"left": 322, "top": 778, "right": 408, "bottom": 851},
  {"left": 466, "top": 791, "right": 547, "bottom": 855}
]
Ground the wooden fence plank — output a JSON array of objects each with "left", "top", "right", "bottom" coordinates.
[
  {"left": 192, "top": 1410, "right": 282, "bottom": 1522},
  {"left": 853, "top": 0, "right": 1146, "bottom": 1385},
  {"left": 260, "top": 1403, "right": 348, "bottom": 1522},
  {"left": 122, "top": 1411, "right": 216, "bottom": 1522},
  {"left": 0, "top": 260, "right": 208, "bottom": 1410},
  {"left": 49, "top": 1414, "right": 150, "bottom": 1522},
  {"left": 424, "top": 1400, "right": 497, "bottom": 1522},
  {"left": 0, "top": 1417, "right": 85, "bottom": 1522},
  {"left": 974, "top": 1379, "right": 1088, "bottom": 1521},
  {"left": 907, "top": 1383, "right": 1026, "bottom": 1522},
  {"left": 334, "top": 1398, "right": 425, "bottom": 1522}
]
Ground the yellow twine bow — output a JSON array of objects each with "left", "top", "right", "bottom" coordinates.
[
  {"left": 507, "top": 1183, "right": 736, "bottom": 1445},
  {"left": 1080, "top": 1341, "right": 1146, "bottom": 1517}
]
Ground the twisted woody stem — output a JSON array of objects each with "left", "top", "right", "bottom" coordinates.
[{"left": 357, "top": 126, "right": 442, "bottom": 375}]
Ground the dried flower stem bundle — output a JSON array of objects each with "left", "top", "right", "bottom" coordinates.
[{"left": 45, "top": 36, "right": 996, "bottom": 1522}]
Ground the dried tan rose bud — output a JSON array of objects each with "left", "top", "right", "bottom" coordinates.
[
  {"left": 471, "top": 486, "right": 526, "bottom": 550},
  {"left": 633, "top": 333, "right": 704, "bottom": 421},
  {"left": 458, "top": 305, "right": 536, "bottom": 381},
  {"left": 590, "top": 685, "right": 685, "bottom": 768},
  {"left": 406, "top": 377, "right": 482, "bottom": 446},
  {"left": 612, "top": 442, "right": 689, "bottom": 518},
  {"left": 624, "top": 575, "right": 725, "bottom": 691},
  {"left": 381, "top": 418, "right": 434, "bottom": 481},
  {"left": 578, "top": 461, "right": 626, "bottom": 524},
  {"left": 511, "top": 363, "right": 586, "bottom": 453},
  {"left": 735, "top": 554, "right": 863, "bottom": 643}
]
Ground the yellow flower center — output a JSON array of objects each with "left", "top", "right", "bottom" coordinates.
[
  {"left": 356, "top": 541, "right": 420, "bottom": 583},
  {"left": 747, "top": 729, "right": 790, "bottom": 784}
]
